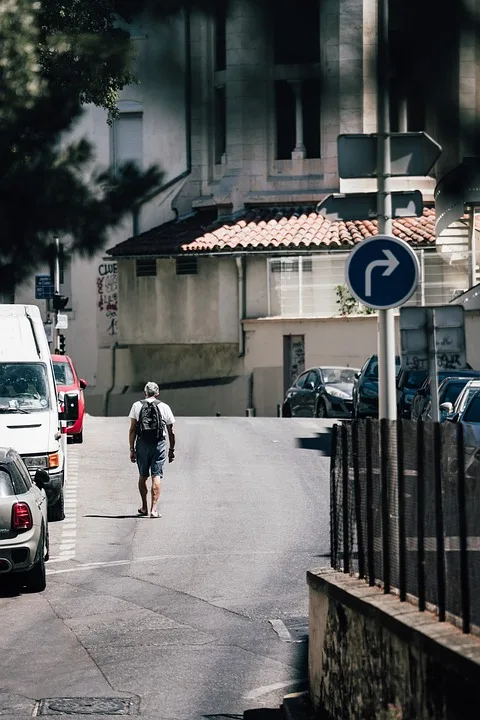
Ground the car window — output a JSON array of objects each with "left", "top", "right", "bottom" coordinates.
[
  {"left": 442, "top": 381, "right": 469, "bottom": 405},
  {"left": 0, "top": 468, "right": 15, "bottom": 497},
  {"left": 459, "top": 384, "right": 480, "bottom": 412},
  {"left": 295, "top": 372, "right": 309, "bottom": 389},
  {"left": 305, "top": 370, "right": 319, "bottom": 387},
  {"left": 403, "top": 370, "right": 428, "bottom": 389},
  {"left": 322, "top": 368, "right": 357, "bottom": 384},
  {"left": 53, "top": 361, "right": 75, "bottom": 386},
  {"left": 8, "top": 462, "right": 31, "bottom": 494},
  {"left": 365, "top": 357, "right": 401, "bottom": 378},
  {"left": 463, "top": 393, "right": 480, "bottom": 422}
]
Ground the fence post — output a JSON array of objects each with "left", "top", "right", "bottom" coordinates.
[
  {"left": 433, "top": 422, "right": 446, "bottom": 622},
  {"left": 380, "top": 418, "right": 390, "bottom": 594},
  {"left": 330, "top": 423, "right": 339, "bottom": 570},
  {"left": 365, "top": 419, "right": 375, "bottom": 586},
  {"left": 417, "top": 421, "right": 426, "bottom": 611},
  {"left": 397, "top": 419, "right": 406, "bottom": 602},
  {"left": 342, "top": 422, "right": 350, "bottom": 574},
  {"left": 456, "top": 422, "right": 471, "bottom": 633},
  {"left": 352, "top": 420, "right": 365, "bottom": 579}
]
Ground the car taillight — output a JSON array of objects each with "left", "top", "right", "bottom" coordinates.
[{"left": 12, "top": 503, "right": 33, "bottom": 531}]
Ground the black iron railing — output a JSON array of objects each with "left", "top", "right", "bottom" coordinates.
[{"left": 330, "top": 419, "right": 478, "bottom": 634}]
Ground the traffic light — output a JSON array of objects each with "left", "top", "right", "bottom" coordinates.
[
  {"left": 52, "top": 293, "right": 69, "bottom": 311},
  {"left": 58, "top": 334, "right": 66, "bottom": 355}
]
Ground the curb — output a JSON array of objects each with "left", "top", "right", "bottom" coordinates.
[{"left": 281, "top": 691, "right": 315, "bottom": 720}]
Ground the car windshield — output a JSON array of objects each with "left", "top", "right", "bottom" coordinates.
[
  {"left": 53, "top": 361, "right": 75, "bottom": 386},
  {"left": 463, "top": 394, "right": 480, "bottom": 423},
  {"left": 460, "top": 384, "right": 480, "bottom": 409},
  {"left": 442, "top": 381, "right": 470, "bottom": 405},
  {"left": 0, "top": 362, "right": 50, "bottom": 412},
  {"left": 366, "top": 357, "right": 401, "bottom": 378},
  {"left": 322, "top": 368, "right": 357, "bottom": 384}
]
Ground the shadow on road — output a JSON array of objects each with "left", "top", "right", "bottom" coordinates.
[{"left": 295, "top": 428, "right": 333, "bottom": 456}]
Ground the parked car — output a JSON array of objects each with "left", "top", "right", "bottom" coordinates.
[
  {"left": 421, "top": 376, "right": 478, "bottom": 422},
  {"left": 51, "top": 355, "right": 86, "bottom": 444},
  {"left": 410, "top": 370, "right": 480, "bottom": 421},
  {"left": 282, "top": 366, "right": 360, "bottom": 418},
  {"left": 0, "top": 447, "right": 49, "bottom": 592},
  {"left": 442, "top": 379, "right": 480, "bottom": 421},
  {"left": 352, "top": 355, "right": 401, "bottom": 419},
  {"left": 444, "top": 389, "right": 480, "bottom": 479},
  {"left": 396, "top": 368, "right": 428, "bottom": 419}
]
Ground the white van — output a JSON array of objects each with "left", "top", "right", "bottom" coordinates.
[{"left": 0, "top": 305, "right": 75, "bottom": 521}]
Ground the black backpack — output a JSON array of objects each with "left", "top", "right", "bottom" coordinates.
[{"left": 137, "top": 399, "right": 165, "bottom": 444}]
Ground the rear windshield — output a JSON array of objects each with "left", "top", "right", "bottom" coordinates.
[
  {"left": 0, "top": 469, "right": 14, "bottom": 497},
  {"left": 53, "top": 361, "right": 75, "bottom": 386},
  {"left": 463, "top": 394, "right": 480, "bottom": 423}
]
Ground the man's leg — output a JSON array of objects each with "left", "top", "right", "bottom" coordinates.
[
  {"left": 150, "top": 475, "right": 161, "bottom": 515},
  {"left": 138, "top": 475, "right": 149, "bottom": 513}
]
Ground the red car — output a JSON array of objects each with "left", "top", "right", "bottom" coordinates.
[{"left": 51, "top": 355, "right": 87, "bottom": 443}]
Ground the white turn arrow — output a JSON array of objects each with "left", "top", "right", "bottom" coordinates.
[{"left": 364, "top": 249, "right": 400, "bottom": 297}]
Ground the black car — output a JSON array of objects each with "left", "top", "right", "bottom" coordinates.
[
  {"left": 282, "top": 366, "right": 360, "bottom": 418},
  {"left": 422, "top": 376, "right": 478, "bottom": 421},
  {"left": 396, "top": 368, "right": 428, "bottom": 419},
  {"left": 352, "top": 354, "right": 401, "bottom": 419},
  {"left": 410, "top": 369, "right": 480, "bottom": 421}
]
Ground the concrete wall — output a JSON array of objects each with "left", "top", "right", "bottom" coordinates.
[{"left": 308, "top": 568, "right": 480, "bottom": 719}]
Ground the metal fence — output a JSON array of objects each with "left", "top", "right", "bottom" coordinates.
[{"left": 330, "top": 419, "right": 480, "bottom": 634}]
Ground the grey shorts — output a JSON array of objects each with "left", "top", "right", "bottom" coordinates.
[{"left": 135, "top": 438, "right": 166, "bottom": 478}]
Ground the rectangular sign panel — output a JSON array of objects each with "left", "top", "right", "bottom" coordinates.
[
  {"left": 35, "top": 275, "right": 54, "bottom": 300},
  {"left": 399, "top": 305, "right": 467, "bottom": 371}
]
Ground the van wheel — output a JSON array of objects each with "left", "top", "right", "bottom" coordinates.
[
  {"left": 25, "top": 531, "right": 47, "bottom": 592},
  {"left": 48, "top": 488, "right": 65, "bottom": 522},
  {"left": 73, "top": 431, "right": 83, "bottom": 444}
]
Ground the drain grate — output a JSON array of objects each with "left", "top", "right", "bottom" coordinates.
[
  {"left": 269, "top": 617, "right": 308, "bottom": 643},
  {"left": 35, "top": 697, "right": 139, "bottom": 716}
]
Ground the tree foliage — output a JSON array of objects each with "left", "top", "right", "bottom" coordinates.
[{"left": 0, "top": 0, "right": 162, "bottom": 288}]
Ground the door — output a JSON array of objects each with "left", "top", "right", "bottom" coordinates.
[{"left": 283, "top": 335, "right": 305, "bottom": 396}]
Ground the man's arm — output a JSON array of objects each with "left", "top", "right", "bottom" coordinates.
[
  {"left": 129, "top": 418, "right": 137, "bottom": 462},
  {"left": 167, "top": 424, "right": 175, "bottom": 462}
]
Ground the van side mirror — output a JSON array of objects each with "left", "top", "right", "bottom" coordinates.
[
  {"left": 34, "top": 469, "right": 49, "bottom": 488},
  {"left": 79, "top": 379, "right": 87, "bottom": 390}
]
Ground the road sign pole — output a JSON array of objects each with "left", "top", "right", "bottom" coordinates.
[
  {"left": 52, "top": 237, "right": 60, "bottom": 352},
  {"left": 428, "top": 309, "right": 440, "bottom": 422},
  {"left": 377, "top": 0, "right": 396, "bottom": 422}
]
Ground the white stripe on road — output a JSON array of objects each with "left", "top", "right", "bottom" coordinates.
[
  {"left": 269, "top": 619, "right": 293, "bottom": 641},
  {"left": 243, "top": 678, "right": 308, "bottom": 700},
  {"left": 47, "top": 550, "right": 290, "bottom": 576},
  {"left": 57, "top": 452, "right": 79, "bottom": 559}
]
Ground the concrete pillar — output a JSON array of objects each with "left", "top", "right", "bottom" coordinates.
[{"left": 291, "top": 82, "right": 306, "bottom": 159}]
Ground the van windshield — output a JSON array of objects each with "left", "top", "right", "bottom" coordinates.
[{"left": 0, "top": 363, "right": 50, "bottom": 412}]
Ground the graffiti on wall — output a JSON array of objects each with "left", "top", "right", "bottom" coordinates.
[{"left": 97, "top": 262, "right": 118, "bottom": 340}]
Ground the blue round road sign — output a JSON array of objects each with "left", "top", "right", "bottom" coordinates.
[{"left": 345, "top": 234, "right": 419, "bottom": 310}]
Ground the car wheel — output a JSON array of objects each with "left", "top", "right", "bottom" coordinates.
[
  {"left": 282, "top": 402, "right": 292, "bottom": 418},
  {"left": 25, "top": 531, "right": 47, "bottom": 593},
  {"left": 316, "top": 399, "right": 328, "bottom": 418},
  {"left": 48, "top": 487, "right": 65, "bottom": 522},
  {"left": 73, "top": 431, "right": 83, "bottom": 444}
]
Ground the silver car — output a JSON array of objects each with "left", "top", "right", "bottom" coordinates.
[{"left": 0, "top": 447, "right": 49, "bottom": 592}]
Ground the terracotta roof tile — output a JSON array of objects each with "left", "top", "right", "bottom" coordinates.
[{"left": 108, "top": 204, "right": 436, "bottom": 258}]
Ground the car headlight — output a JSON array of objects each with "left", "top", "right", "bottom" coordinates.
[
  {"left": 23, "top": 455, "right": 48, "bottom": 469},
  {"left": 326, "top": 386, "right": 350, "bottom": 399}
]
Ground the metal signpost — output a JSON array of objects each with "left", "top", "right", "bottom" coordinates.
[
  {"left": 399, "top": 306, "right": 467, "bottom": 421},
  {"left": 317, "top": 190, "right": 423, "bottom": 223}
]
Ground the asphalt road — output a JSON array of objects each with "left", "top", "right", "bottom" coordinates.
[{"left": 0, "top": 415, "right": 332, "bottom": 720}]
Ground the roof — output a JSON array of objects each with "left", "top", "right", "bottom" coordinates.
[{"left": 107, "top": 205, "right": 436, "bottom": 258}]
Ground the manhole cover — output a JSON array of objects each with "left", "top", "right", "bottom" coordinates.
[
  {"left": 35, "top": 697, "right": 139, "bottom": 716},
  {"left": 269, "top": 617, "right": 308, "bottom": 643}
]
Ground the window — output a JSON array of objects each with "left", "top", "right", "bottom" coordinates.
[
  {"left": 275, "top": 81, "right": 296, "bottom": 160},
  {"left": 275, "top": 80, "right": 321, "bottom": 160},
  {"left": 295, "top": 372, "right": 309, "bottom": 389},
  {"left": 136, "top": 259, "right": 156, "bottom": 277},
  {"left": 274, "top": 0, "right": 320, "bottom": 64},
  {"left": 270, "top": 258, "right": 313, "bottom": 273},
  {"left": 53, "top": 361, "right": 75, "bottom": 386},
  {"left": 214, "top": 3, "right": 227, "bottom": 71},
  {"left": 305, "top": 370, "right": 320, "bottom": 387},
  {"left": 112, "top": 110, "right": 143, "bottom": 172},
  {"left": 176, "top": 257, "right": 198, "bottom": 275},
  {"left": 463, "top": 393, "right": 480, "bottom": 423},
  {"left": 0, "top": 362, "right": 50, "bottom": 411},
  {"left": 214, "top": 86, "right": 226, "bottom": 164}
]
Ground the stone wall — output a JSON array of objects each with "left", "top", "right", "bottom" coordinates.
[{"left": 308, "top": 568, "right": 480, "bottom": 720}]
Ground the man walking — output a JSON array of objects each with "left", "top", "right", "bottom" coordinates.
[{"left": 128, "top": 382, "right": 175, "bottom": 518}]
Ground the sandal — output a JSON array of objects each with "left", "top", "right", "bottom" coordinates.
[{"left": 137, "top": 508, "right": 148, "bottom": 516}]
